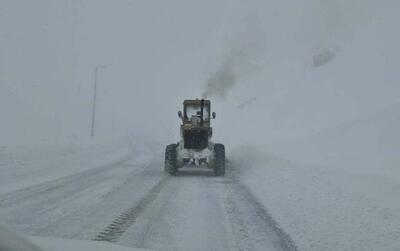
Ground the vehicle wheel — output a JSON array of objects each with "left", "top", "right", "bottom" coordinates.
[
  {"left": 165, "top": 144, "right": 178, "bottom": 175},
  {"left": 213, "top": 143, "right": 225, "bottom": 176}
]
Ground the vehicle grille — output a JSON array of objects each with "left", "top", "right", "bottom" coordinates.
[{"left": 183, "top": 130, "right": 208, "bottom": 149}]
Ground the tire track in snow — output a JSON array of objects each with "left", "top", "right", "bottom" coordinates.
[
  {"left": 226, "top": 162, "right": 298, "bottom": 251},
  {"left": 93, "top": 161, "right": 297, "bottom": 250},
  {"left": 93, "top": 175, "right": 169, "bottom": 243}
]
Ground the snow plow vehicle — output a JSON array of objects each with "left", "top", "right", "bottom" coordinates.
[{"left": 165, "top": 99, "right": 225, "bottom": 176}]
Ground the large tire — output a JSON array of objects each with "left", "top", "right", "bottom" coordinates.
[
  {"left": 213, "top": 143, "right": 225, "bottom": 176},
  {"left": 165, "top": 144, "right": 178, "bottom": 175}
]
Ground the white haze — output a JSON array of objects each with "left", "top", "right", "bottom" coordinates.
[{"left": 0, "top": 0, "right": 399, "bottom": 147}]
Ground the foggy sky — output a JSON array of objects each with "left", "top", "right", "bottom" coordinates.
[{"left": 1, "top": 0, "right": 399, "bottom": 146}]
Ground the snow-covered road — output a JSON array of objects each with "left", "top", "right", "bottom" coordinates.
[
  {"left": 114, "top": 167, "right": 294, "bottom": 251},
  {"left": 0, "top": 143, "right": 295, "bottom": 251}
]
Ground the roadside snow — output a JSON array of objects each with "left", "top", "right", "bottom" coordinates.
[
  {"left": 0, "top": 225, "right": 150, "bottom": 251},
  {"left": 30, "top": 237, "right": 150, "bottom": 251},
  {"left": 0, "top": 139, "right": 139, "bottom": 196},
  {"left": 231, "top": 104, "right": 400, "bottom": 250}
]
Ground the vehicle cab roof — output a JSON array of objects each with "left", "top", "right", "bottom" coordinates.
[{"left": 183, "top": 99, "right": 211, "bottom": 105}]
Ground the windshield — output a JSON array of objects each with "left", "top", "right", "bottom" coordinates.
[{"left": 185, "top": 104, "right": 210, "bottom": 121}]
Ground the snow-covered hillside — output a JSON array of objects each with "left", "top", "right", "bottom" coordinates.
[
  {"left": 222, "top": 1, "right": 400, "bottom": 250},
  {"left": 214, "top": 0, "right": 400, "bottom": 145}
]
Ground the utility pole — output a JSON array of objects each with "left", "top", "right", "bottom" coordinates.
[{"left": 91, "top": 65, "right": 108, "bottom": 137}]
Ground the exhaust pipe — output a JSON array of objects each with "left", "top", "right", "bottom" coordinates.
[{"left": 200, "top": 99, "right": 204, "bottom": 126}]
